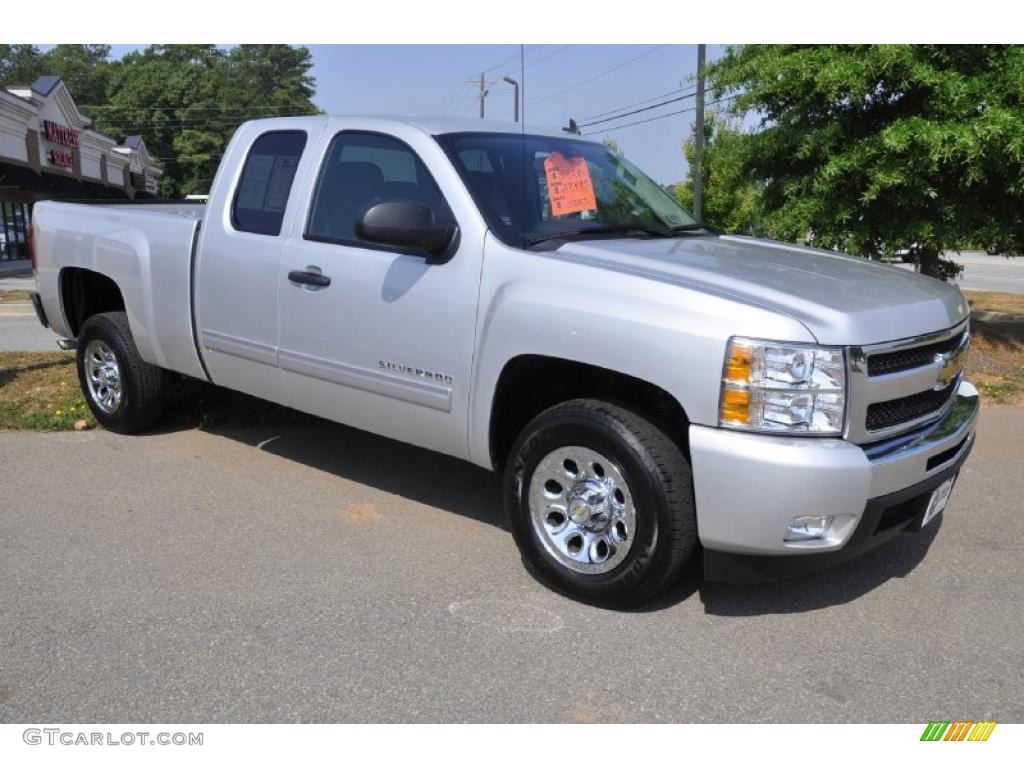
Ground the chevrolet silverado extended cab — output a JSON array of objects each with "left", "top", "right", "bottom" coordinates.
[{"left": 29, "top": 115, "right": 978, "bottom": 606}]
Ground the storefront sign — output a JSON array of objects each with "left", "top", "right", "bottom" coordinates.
[
  {"left": 49, "top": 148, "right": 74, "bottom": 168},
  {"left": 43, "top": 120, "right": 79, "bottom": 149}
]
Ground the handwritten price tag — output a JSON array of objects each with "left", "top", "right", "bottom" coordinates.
[{"left": 544, "top": 152, "right": 598, "bottom": 217}]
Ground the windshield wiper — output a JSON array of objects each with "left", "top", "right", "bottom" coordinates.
[{"left": 526, "top": 223, "right": 674, "bottom": 247}]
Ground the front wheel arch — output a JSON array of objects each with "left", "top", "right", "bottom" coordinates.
[{"left": 488, "top": 354, "right": 692, "bottom": 471}]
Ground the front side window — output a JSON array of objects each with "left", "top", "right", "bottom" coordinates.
[
  {"left": 306, "top": 132, "right": 454, "bottom": 245},
  {"left": 232, "top": 131, "right": 307, "bottom": 236},
  {"left": 436, "top": 132, "right": 698, "bottom": 248}
]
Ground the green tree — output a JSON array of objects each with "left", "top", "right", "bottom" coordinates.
[
  {"left": 676, "top": 112, "right": 763, "bottom": 234},
  {"left": 601, "top": 136, "right": 623, "bottom": 156},
  {"left": 91, "top": 45, "right": 318, "bottom": 197},
  {"left": 708, "top": 44, "right": 1024, "bottom": 279},
  {"left": 0, "top": 45, "right": 111, "bottom": 109},
  {"left": 39, "top": 45, "right": 112, "bottom": 109},
  {"left": 0, "top": 44, "right": 44, "bottom": 85}
]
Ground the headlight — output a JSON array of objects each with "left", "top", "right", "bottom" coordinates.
[{"left": 719, "top": 337, "right": 846, "bottom": 435}]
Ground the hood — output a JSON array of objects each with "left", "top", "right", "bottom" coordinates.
[{"left": 552, "top": 234, "right": 969, "bottom": 346}]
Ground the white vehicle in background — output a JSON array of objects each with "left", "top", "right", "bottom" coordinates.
[{"left": 28, "top": 115, "right": 977, "bottom": 606}]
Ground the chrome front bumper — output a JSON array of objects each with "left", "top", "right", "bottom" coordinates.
[{"left": 689, "top": 379, "right": 979, "bottom": 558}]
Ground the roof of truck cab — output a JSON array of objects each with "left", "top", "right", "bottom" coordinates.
[{"left": 240, "top": 114, "right": 585, "bottom": 141}]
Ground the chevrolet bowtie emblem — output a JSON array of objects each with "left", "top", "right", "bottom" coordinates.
[{"left": 934, "top": 349, "right": 964, "bottom": 390}]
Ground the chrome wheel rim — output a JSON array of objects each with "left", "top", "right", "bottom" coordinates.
[
  {"left": 83, "top": 339, "right": 122, "bottom": 414},
  {"left": 528, "top": 446, "right": 636, "bottom": 575}
]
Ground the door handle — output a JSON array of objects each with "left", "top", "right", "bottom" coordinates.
[{"left": 288, "top": 269, "right": 331, "bottom": 288}]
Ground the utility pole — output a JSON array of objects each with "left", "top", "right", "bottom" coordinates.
[
  {"left": 503, "top": 76, "right": 520, "bottom": 122},
  {"left": 478, "top": 73, "right": 488, "bottom": 119},
  {"left": 693, "top": 44, "right": 706, "bottom": 223}
]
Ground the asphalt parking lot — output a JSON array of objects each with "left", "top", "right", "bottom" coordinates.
[{"left": 0, "top": 408, "right": 1021, "bottom": 723}]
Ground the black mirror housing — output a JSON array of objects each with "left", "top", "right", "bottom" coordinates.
[{"left": 355, "top": 201, "right": 457, "bottom": 262}]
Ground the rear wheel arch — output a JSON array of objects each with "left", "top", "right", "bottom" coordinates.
[
  {"left": 487, "top": 354, "right": 691, "bottom": 471},
  {"left": 59, "top": 267, "right": 126, "bottom": 337}
]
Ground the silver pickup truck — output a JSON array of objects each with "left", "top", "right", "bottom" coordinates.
[{"left": 29, "top": 115, "right": 978, "bottom": 607}]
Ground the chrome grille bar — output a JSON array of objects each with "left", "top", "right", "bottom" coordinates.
[{"left": 845, "top": 320, "right": 970, "bottom": 445}]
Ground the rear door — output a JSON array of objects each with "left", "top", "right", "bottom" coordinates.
[
  {"left": 277, "top": 124, "right": 484, "bottom": 459},
  {"left": 195, "top": 129, "right": 309, "bottom": 402}
]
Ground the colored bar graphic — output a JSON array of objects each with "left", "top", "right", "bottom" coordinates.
[
  {"left": 921, "top": 722, "right": 949, "bottom": 741},
  {"left": 968, "top": 722, "right": 997, "bottom": 741},
  {"left": 944, "top": 721, "right": 972, "bottom": 741},
  {"left": 921, "top": 720, "right": 996, "bottom": 741}
]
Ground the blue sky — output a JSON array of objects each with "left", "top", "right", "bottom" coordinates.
[{"left": 102, "top": 44, "right": 723, "bottom": 184}]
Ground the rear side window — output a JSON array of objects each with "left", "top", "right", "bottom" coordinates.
[
  {"left": 306, "top": 131, "right": 454, "bottom": 245},
  {"left": 232, "top": 131, "right": 307, "bottom": 236}
]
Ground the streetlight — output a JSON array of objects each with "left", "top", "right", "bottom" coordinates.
[{"left": 503, "top": 76, "right": 520, "bottom": 123}]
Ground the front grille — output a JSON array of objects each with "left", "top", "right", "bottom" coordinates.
[
  {"left": 867, "top": 329, "right": 966, "bottom": 377},
  {"left": 865, "top": 380, "right": 956, "bottom": 431}
]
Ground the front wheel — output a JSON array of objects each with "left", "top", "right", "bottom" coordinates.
[
  {"left": 504, "top": 399, "right": 697, "bottom": 608},
  {"left": 76, "top": 311, "right": 163, "bottom": 433}
]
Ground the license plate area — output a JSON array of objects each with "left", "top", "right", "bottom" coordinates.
[{"left": 920, "top": 475, "right": 956, "bottom": 528}]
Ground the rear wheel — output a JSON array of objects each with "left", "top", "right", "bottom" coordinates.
[
  {"left": 76, "top": 311, "right": 163, "bottom": 433},
  {"left": 504, "top": 399, "right": 697, "bottom": 608}
]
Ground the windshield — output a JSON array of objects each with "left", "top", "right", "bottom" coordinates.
[{"left": 435, "top": 132, "right": 698, "bottom": 248}]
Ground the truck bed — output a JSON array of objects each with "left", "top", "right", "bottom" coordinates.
[{"left": 32, "top": 199, "right": 209, "bottom": 380}]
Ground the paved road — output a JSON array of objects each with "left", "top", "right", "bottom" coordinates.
[
  {"left": 0, "top": 275, "right": 32, "bottom": 291},
  {"left": 0, "top": 261, "right": 30, "bottom": 279},
  {"left": 0, "top": 314, "right": 58, "bottom": 352},
  {"left": 0, "top": 409, "right": 1021, "bottom": 723},
  {"left": 953, "top": 251, "right": 1024, "bottom": 294},
  {"left": 0, "top": 274, "right": 54, "bottom": 351}
]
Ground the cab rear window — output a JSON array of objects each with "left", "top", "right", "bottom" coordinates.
[{"left": 232, "top": 131, "right": 307, "bottom": 236}]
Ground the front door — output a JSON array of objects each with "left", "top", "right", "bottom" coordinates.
[{"left": 277, "top": 129, "right": 481, "bottom": 459}]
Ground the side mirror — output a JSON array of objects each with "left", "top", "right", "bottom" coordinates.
[{"left": 355, "top": 200, "right": 457, "bottom": 261}]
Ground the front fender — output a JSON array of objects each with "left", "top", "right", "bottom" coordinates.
[{"left": 467, "top": 241, "right": 815, "bottom": 467}]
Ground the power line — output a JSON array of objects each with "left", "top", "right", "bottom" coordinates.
[
  {"left": 579, "top": 85, "right": 690, "bottom": 123},
  {"left": 480, "top": 44, "right": 542, "bottom": 75},
  {"left": 441, "top": 45, "right": 539, "bottom": 115},
  {"left": 487, "top": 45, "right": 576, "bottom": 120},
  {"left": 581, "top": 95, "right": 735, "bottom": 135},
  {"left": 528, "top": 45, "right": 667, "bottom": 107},
  {"left": 79, "top": 103, "right": 314, "bottom": 112},
  {"left": 442, "top": 82, "right": 470, "bottom": 115},
  {"left": 90, "top": 111, "right": 314, "bottom": 128},
  {"left": 451, "top": 86, "right": 474, "bottom": 117},
  {"left": 523, "top": 44, "right": 571, "bottom": 71},
  {"left": 578, "top": 89, "right": 699, "bottom": 128}
]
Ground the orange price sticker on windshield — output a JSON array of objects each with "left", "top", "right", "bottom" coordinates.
[{"left": 544, "top": 152, "right": 597, "bottom": 217}]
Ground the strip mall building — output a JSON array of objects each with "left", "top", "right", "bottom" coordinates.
[{"left": 0, "top": 75, "right": 163, "bottom": 260}]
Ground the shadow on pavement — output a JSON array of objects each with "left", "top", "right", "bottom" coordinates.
[
  {"left": 696, "top": 521, "right": 940, "bottom": 616},
  {"left": 148, "top": 379, "right": 941, "bottom": 614},
  {"left": 209, "top": 421, "right": 505, "bottom": 530}
]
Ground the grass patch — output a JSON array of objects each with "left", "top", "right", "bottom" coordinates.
[
  {"left": 0, "top": 351, "right": 320, "bottom": 432},
  {"left": 964, "top": 290, "right": 1024, "bottom": 315},
  {"left": 0, "top": 289, "right": 33, "bottom": 304},
  {"left": 0, "top": 352, "right": 94, "bottom": 430},
  {"left": 965, "top": 320, "right": 1024, "bottom": 405}
]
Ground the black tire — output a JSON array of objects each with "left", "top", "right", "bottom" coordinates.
[
  {"left": 76, "top": 311, "right": 163, "bottom": 433},
  {"left": 504, "top": 399, "right": 697, "bottom": 608}
]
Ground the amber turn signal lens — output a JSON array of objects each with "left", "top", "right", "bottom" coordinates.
[
  {"left": 720, "top": 387, "right": 750, "bottom": 423},
  {"left": 726, "top": 344, "right": 752, "bottom": 382}
]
